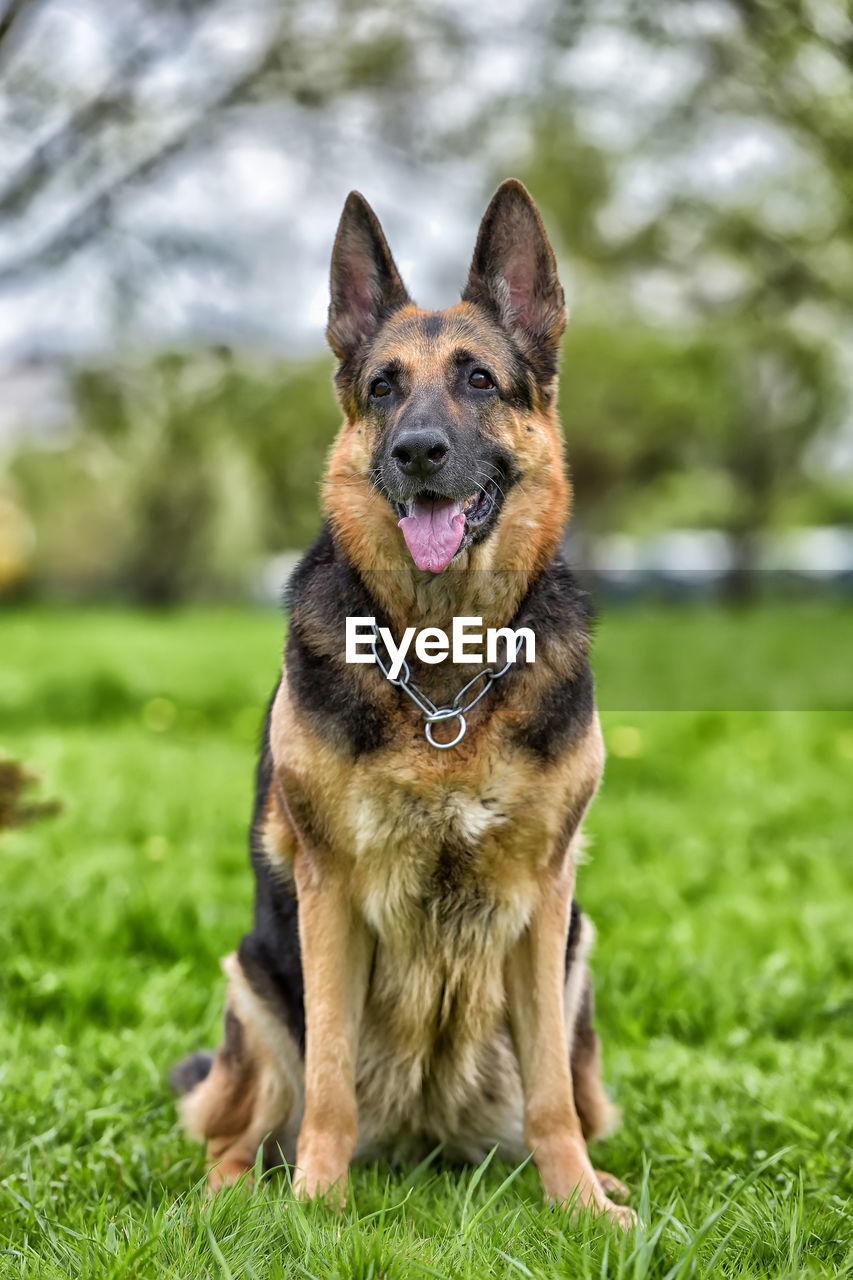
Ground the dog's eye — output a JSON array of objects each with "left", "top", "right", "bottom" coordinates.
[
  {"left": 370, "top": 378, "right": 392, "bottom": 399},
  {"left": 469, "top": 369, "right": 495, "bottom": 391}
]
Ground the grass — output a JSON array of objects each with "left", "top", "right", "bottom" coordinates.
[{"left": 0, "top": 601, "right": 851, "bottom": 1279}]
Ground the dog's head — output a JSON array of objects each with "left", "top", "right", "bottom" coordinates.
[{"left": 323, "top": 180, "right": 570, "bottom": 581}]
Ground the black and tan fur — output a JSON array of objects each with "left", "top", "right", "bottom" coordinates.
[{"left": 172, "top": 180, "right": 633, "bottom": 1226}]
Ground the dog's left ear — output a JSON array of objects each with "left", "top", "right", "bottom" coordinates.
[{"left": 462, "top": 180, "right": 566, "bottom": 369}]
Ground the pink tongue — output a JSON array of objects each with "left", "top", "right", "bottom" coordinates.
[{"left": 398, "top": 497, "right": 465, "bottom": 573}]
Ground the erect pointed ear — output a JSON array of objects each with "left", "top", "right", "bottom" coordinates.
[
  {"left": 462, "top": 179, "right": 567, "bottom": 369},
  {"left": 326, "top": 192, "right": 411, "bottom": 362}
]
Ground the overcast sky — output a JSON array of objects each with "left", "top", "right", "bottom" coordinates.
[
  {"left": 0, "top": 0, "right": 832, "bottom": 365},
  {"left": 0, "top": 0, "right": 543, "bottom": 359}
]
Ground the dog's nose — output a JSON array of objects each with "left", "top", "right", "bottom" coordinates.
[{"left": 391, "top": 427, "right": 449, "bottom": 480}]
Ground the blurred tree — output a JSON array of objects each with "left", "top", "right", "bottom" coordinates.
[
  {"left": 8, "top": 349, "right": 339, "bottom": 602},
  {"left": 2, "top": 0, "right": 851, "bottom": 602},
  {"left": 0, "top": 0, "right": 464, "bottom": 293},
  {"left": 559, "top": 319, "right": 732, "bottom": 541},
  {"left": 517, "top": 1, "right": 852, "bottom": 587},
  {"left": 561, "top": 316, "right": 842, "bottom": 586},
  {"left": 205, "top": 356, "right": 339, "bottom": 552},
  {"left": 0, "top": 488, "right": 33, "bottom": 590},
  {"left": 528, "top": 1, "right": 853, "bottom": 313}
]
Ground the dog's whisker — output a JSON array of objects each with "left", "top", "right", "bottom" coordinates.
[
  {"left": 473, "top": 467, "right": 506, "bottom": 502},
  {"left": 474, "top": 462, "right": 507, "bottom": 499},
  {"left": 325, "top": 470, "right": 373, "bottom": 488}
]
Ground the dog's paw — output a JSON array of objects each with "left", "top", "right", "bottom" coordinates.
[
  {"left": 549, "top": 1188, "right": 637, "bottom": 1232},
  {"left": 549, "top": 1188, "right": 636, "bottom": 1231},
  {"left": 206, "top": 1157, "right": 254, "bottom": 1196},
  {"left": 293, "top": 1128, "right": 353, "bottom": 1208},
  {"left": 292, "top": 1164, "right": 347, "bottom": 1209},
  {"left": 541, "top": 1148, "right": 636, "bottom": 1232},
  {"left": 594, "top": 1169, "right": 630, "bottom": 1202},
  {"left": 600, "top": 1198, "right": 637, "bottom": 1231}
]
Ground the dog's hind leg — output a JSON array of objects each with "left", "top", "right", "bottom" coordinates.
[
  {"left": 172, "top": 952, "right": 304, "bottom": 1190},
  {"left": 565, "top": 911, "right": 627, "bottom": 1200},
  {"left": 170, "top": 1050, "right": 215, "bottom": 1096},
  {"left": 565, "top": 908, "right": 618, "bottom": 1142},
  {"left": 568, "top": 977, "right": 619, "bottom": 1143}
]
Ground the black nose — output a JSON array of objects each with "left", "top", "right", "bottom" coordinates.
[{"left": 391, "top": 427, "right": 449, "bottom": 480}]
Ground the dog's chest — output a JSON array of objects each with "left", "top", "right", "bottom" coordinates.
[{"left": 341, "top": 754, "right": 550, "bottom": 948}]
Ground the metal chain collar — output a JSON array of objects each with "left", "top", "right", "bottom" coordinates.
[{"left": 369, "top": 624, "right": 527, "bottom": 749}]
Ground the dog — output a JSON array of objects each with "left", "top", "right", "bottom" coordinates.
[{"left": 171, "top": 179, "right": 633, "bottom": 1228}]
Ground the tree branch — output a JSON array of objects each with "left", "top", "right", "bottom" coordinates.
[
  {"left": 0, "top": 0, "right": 36, "bottom": 62},
  {"left": 0, "top": 43, "right": 151, "bottom": 219},
  {"left": 0, "top": 31, "right": 288, "bottom": 287}
]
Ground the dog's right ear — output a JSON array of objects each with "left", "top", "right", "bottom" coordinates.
[{"left": 327, "top": 192, "right": 411, "bottom": 362}]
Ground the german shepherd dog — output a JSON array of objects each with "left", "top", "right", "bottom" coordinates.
[{"left": 172, "top": 180, "right": 633, "bottom": 1228}]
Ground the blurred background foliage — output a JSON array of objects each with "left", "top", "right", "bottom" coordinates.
[
  {"left": 0, "top": 0, "right": 851, "bottom": 603},
  {"left": 8, "top": 353, "right": 341, "bottom": 602}
]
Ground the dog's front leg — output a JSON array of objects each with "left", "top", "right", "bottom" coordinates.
[
  {"left": 505, "top": 874, "right": 633, "bottom": 1229},
  {"left": 292, "top": 854, "right": 372, "bottom": 1206}
]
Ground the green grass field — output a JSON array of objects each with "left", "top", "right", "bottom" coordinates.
[{"left": 1, "top": 604, "right": 851, "bottom": 1279}]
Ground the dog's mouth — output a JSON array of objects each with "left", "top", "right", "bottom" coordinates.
[{"left": 394, "top": 479, "right": 502, "bottom": 574}]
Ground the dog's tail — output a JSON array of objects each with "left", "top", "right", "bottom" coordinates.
[{"left": 169, "top": 1050, "right": 215, "bottom": 1096}]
